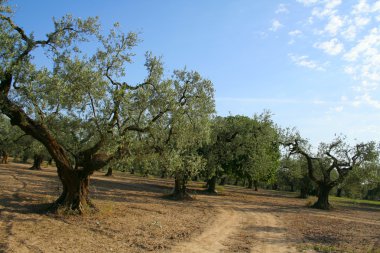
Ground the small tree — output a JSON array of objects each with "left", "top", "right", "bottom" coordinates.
[
  {"left": 279, "top": 155, "right": 314, "bottom": 198},
  {"left": 285, "top": 137, "right": 378, "bottom": 209},
  {"left": 145, "top": 70, "right": 215, "bottom": 200}
]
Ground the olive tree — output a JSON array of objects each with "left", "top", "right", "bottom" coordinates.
[
  {"left": 0, "top": 2, "right": 187, "bottom": 212},
  {"left": 284, "top": 137, "right": 378, "bottom": 209},
  {"left": 142, "top": 70, "right": 215, "bottom": 199},
  {"left": 202, "top": 112, "right": 280, "bottom": 192}
]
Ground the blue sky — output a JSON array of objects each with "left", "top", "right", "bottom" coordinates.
[{"left": 9, "top": 0, "right": 380, "bottom": 146}]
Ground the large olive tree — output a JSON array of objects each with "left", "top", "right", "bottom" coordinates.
[
  {"left": 285, "top": 137, "right": 378, "bottom": 209},
  {"left": 0, "top": 2, "right": 200, "bottom": 212}
]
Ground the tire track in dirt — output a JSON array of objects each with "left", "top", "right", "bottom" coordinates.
[
  {"left": 170, "top": 196, "right": 297, "bottom": 253},
  {"left": 0, "top": 174, "right": 21, "bottom": 253},
  {"left": 169, "top": 207, "right": 241, "bottom": 253},
  {"left": 0, "top": 173, "right": 45, "bottom": 253},
  {"left": 246, "top": 210, "right": 297, "bottom": 253}
]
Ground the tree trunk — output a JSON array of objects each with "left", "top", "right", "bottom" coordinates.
[
  {"left": 253, "top": 180, "right": 258, "bottom": 191},
  {"left": 52, "top": 169, "right": 95, "bottom": 213},
  {"left": 290, "top": 183, "right": 294, "bottom": 192},
  {"left": 336, "top": 187, "right": 342, "bottom": 197},
  {"left": 247, "top": 178, "right": 253, "bottom": 189},
  {"left": 160, "top": 169, "right": 167, "bottom": 178},
  {"left": 22, "top": 154, "right": 28, "bottom": 163},
  {"left": 219, "top": 177, "right": 226, "bottom": 186},
  {"left": 299, "top": 187, "right": 308, "bottom": 199},
  {"left": 170, "top": 175, "right": 192, "bottom": 200},
  {"left": 206, "top": 175, "right": 218, "bottom": 194},
  {"left": 1, "top": 76, "right": 104, "bottom": 214},
  {"left": 104, "top": 167, "right": 113, "bottom": 176},
  {"left": 29, "top": 154, "right": 43, "bottom": 170},
  {"left": 1, "top": 150, "right": 8, "bottom": 164},
  {"left": 312, "top": 184, "right": 332, "bottom": 210}
]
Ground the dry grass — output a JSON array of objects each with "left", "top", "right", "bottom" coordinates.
[{"left": 0, "top": 162, "right": 379, "bottom": 252}]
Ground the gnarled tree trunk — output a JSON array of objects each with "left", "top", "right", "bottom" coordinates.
[
  {"left": 52, "top": 169, "right": 95, "bottom": 213},
  {"left": 170, "top": 174, "right": 192, "bottom": 200},
  {"left": 1, "top": 150, "right": 8, "bottom": 164},
  {"left": 206, "top": 175, "right": 217, "bottom": 194},
  {"left": 312, "top": 184, "right": 332, "bottom": 210},
  {"left": 253, "top": 180, "right": 258, "bottom": 191},
  {"left": 247, "top": 178, "right": 253, "bottom": 189},
  {"left": 336, "top": 187, "right": 342, "bottom": 197},
  {"left": 29, "top": 154, "right": 43, "bottom": 170},
  {"left": 104, "top": 167, "right": 113, "bottom": 176},
  {"left": 219, "top": 177, "right": 226, "bottom": 186},
  {"left": 299, "top": 187, "right": 308, "bottom": 199}
]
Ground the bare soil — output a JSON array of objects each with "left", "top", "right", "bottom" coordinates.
[{"left": 0, "top": 162, "right": 379, "bottom": 253}]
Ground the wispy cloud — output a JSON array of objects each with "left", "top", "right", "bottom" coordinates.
[
  {"left": 296, "top": 0, "right": 319, "bottom": 6},
  {"left": 290, "top": 0, "right": 380, "bottom": 109},
  {"left": 324, "top": 15, "right": 344, "bottom": 35},
  {"left": 270, "top": 19, "right": 283, "bottom": 31},
  {"left": 275, "top": 4, "right": 289, "bottom": 14},
  {"left": 314, "top": 38, "right": 344, "bottom": 55},
  {"left": 288, "top": 54, "right": 326, "bottom": 71},
  {"left": 289, "top": 30, "right": 302, "bottom": 36}
]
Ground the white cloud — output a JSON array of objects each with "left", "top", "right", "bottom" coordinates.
[
  {"left": 352, "top": 0, "right": 371, "bottom": 15},
  {"left": 314, "top": 38, "right": 344, "bottom": 55},
  {"left": 373, "top": 1, "right": 380, "bottom": 12},
  {"left": 296, "top": 0, "right": 319, "bottom": 6},
  {"left": 356, "top": 93, "right": 380, "bottom": 109},
  {"left": 344, "top": 66, "right": 356, "bottom": 76},
  {"left": 341, "top": 25, "right": 357, "bottom": 40},
  {"left": 355, "top": 16, "right": 371, "bottom": 27},
  {"left": 331, "top": 106, "right": 344, "bottom": 112},
  {"left": 343, "top": 28, "right": 380, "bottom": 62},
  {"left": 289, "top": 54, "right": 326, "bottom": 71},
  {"left": 287, "top": 0, "right": 380, "bottom": 110},
  {"left": 275, "top": 4, "right": 289, "bottom": 14},
  {"left": 289, "top": 30, "right": 302, "bottom": 36},
  {"left": 325, "top": 15, "right": 344, "bottom": 35},
  {"left": 270, "top": 19, "right": 283, "bottom": 31},
  {"left": 312, "top": 0, "right": 342, "bottom": 18}
]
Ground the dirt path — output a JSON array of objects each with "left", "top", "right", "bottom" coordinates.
[
  {"left": 169, "top": 207, "right": 241, "bottom": 253},
  {"left": 245, "top": 211, "right": 297, "bottom": 253},
  {"left": 170, "top": 197, "right": 297, "bottom": 253}
]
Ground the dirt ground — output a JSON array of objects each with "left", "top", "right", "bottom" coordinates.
[{"left": 0, "top": 163, "right": 379, "bottom": 253}]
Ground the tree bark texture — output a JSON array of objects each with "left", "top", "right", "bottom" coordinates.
[
  {"left": 29, "top": 154, "right": 43, "bottom": 170},
  {"left": 1, "top": 150, "right": 8, "bottom": 164},
  {"left": 170, "top": 176, "right": 192, "bottom": 200},
  {"left": 336, "top": 187, "right": 342, "bottom": 197},
  {"left": 253, "top": 180, "right": 258, "bottom": 191},
  {"left": 247, "top": 178, "right": 253, "bottom": 189},
  {"left": 206, "top": 175, "right": 218, "bottom": 194},
  {"left": 104, "top": 167, "right": 113, "bottom": 176},
  {"left": 312, "top": 184, "right": 332, "bottom": 210}
]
